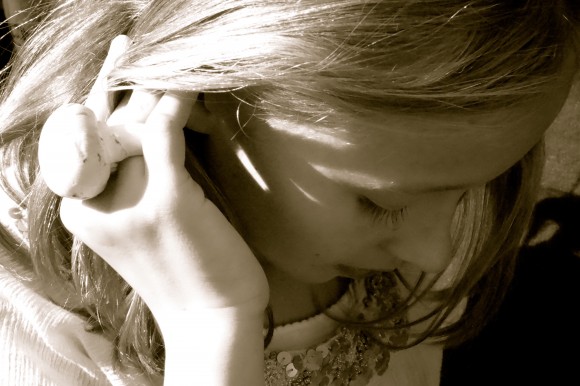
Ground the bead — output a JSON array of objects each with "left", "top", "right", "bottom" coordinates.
[{"left": 8, "top": 207, "right": 22, "bottom": 219}]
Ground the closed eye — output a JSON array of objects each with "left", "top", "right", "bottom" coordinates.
[{"left": 358, "top": 196, "right": 407, "bottom": 227}]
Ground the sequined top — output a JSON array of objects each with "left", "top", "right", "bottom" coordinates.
[{"left": 264, "top": 273, "right": 412, "bottom": 386}]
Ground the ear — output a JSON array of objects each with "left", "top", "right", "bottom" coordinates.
[{"left": 185, "top": 93, "right": 219, "bottom": 134}]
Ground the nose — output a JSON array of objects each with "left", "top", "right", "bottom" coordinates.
[{"left": 383, "top": 190, "right": 464, "bottom": 273}]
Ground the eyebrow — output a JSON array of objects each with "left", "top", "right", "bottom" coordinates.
[{"left": 309, "top": 164, "right": 472, "bottom": 194}]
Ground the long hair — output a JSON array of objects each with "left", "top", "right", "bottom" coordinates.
[{"left": 0, "top": 0, "right": 578, "bottom": 375}]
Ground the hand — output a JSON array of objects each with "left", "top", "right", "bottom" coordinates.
[{"left": 49, "top": 36, "right": 269, "bottom": 329}]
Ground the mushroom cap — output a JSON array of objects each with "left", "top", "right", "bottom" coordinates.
[{"left": 38, "top": 103, "right": 110, "bottom": 199}]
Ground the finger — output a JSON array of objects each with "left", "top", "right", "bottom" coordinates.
[
  {"left": 108, "top": 89, "right": 162, "bottom": 126},
  {"left": 142, "top": 91, "right": 196, "bottom": 184},
  {"left": 82, "top": 156, "right": 148, "bottom": 214},
  {"left": 59, "top": 157, "right": 147, "bottom": 237},
  {"left": 185, "top": 94, "right": 217, "bottom": 134},
  {"left": 105, "top": 90, "right": 163, "bottom": 162},
  {"left": 85, "top": 35, "right": 131, "bottom": 122}
]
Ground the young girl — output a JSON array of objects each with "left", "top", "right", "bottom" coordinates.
[{"left": 0, "top": 1, "right": 578, "bottom": 385}]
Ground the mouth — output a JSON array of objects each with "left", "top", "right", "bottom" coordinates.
[{"left": 335, "top": 265, "right": 387, "bottom": 280}]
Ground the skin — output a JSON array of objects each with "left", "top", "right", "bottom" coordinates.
[
  {"left": 59, "top": 55, "right": 576, "bottom": 330},
  {"left": 58, "top": 36, "right": 270, "bottom": 383},
  {"left": 199, "top": 57, "right": 577, "bottom": 325},
  {"left": 51, "top": 37, "right": 577, "bottom": 385}
]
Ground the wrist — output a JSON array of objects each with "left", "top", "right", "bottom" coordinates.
[
  {"left": 157, "top": 306, "right": 266, "bottom": 343},
  {"left": 161, "top": 307, "right": 266, "bottom": 385}
]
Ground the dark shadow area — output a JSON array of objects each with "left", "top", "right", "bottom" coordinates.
[
  {"left": 442, "top": 194, "right": 580, "bottom": 386},
  {"left": 0, "top": 8, "right": 14, "bottom": 72}
]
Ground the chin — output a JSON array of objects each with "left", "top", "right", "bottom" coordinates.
[
  {"left": 264, "top": 262, "right": 339, "bottom": 285},
  {"left": 300, "top": 272, "right": 341, "bottom": 284}
]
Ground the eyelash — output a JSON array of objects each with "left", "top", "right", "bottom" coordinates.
[{"left": 358, "top": 196, "right": 407, "bottom": 227}]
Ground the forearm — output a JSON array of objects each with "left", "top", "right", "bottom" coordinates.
[{"left": 161, "top": 309, "right": 265, "bottom": 386}]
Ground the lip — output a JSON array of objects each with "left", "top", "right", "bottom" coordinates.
[{"left": 335, "top": 264, "right": 388, "bottom": 279}]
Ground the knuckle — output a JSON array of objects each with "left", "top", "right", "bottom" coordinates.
[{"left": 147, "top": 112, "right": 180, "bottom": 129}]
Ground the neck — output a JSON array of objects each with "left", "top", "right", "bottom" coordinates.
[{"left": 264, "top": 265, "right": 348, "bottom": 326}]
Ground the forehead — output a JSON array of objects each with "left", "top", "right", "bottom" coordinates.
[{"left": 260, "top": 65, "right": 575, "bottom": 191}]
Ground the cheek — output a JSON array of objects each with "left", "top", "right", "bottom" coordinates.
[
  {"left": 204, "top": 124, "right": 377, "bottom": 262},
  {"left": 225, "top": 169, "right": 376, "bottom": 269},
  {"left": 236, "top": 182, "right": 361, "bottom": 260}
]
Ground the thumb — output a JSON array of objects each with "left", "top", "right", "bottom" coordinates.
[{"left": 141, "top": 91, "right": 196, "bottom": 185}]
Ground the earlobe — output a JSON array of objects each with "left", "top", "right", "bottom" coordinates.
[{"left": 185, "top": 93, "right": 218, "bottom": 134}]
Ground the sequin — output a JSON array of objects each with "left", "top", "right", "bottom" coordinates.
[
  {"left": 286, "top": 363, "right": 299, "bottom": 378},
  {"left": 278, "top": 352, "right": 293, "bottom": 366},
  {"left": 316, "top": 344, "right": 330, "bottom": 358},
  {"left": 304, "top": 349, "right": 323, "bottom": 371}
]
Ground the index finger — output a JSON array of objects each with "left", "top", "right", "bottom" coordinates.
[
  {"left": 84, "top": 35, "right": 131, "bottom": 122},
  {"left": 141, "top": 91, "right": 196, "bottom": 185}
]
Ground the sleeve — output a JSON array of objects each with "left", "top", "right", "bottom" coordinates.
[{"left": 0, "top": 247, "right": 160, "bottom": 386}]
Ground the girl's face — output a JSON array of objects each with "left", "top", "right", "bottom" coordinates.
[{"left": 200, "top": 63, "right": 575, "bottom": 285}]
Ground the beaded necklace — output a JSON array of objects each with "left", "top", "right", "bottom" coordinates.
[{"left": 264, "top": 272, "right": 408, "bottom": 386}]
